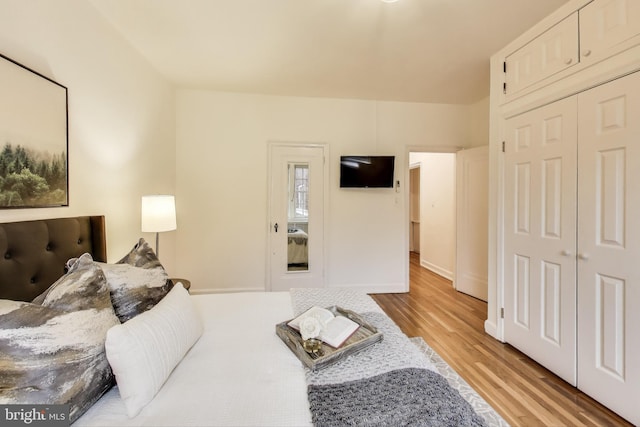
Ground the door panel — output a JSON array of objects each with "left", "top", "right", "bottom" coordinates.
[
  {"left": 504, "top": 96, "right": 578, "bottom": 385},
  {"left": 514, "top": 254, "right": 530, "bottom": 328},
  {"left": 543, "top": 158, "right": 562, "bottom": 238},
  {"left": 577, "top": 71, "right": 640, "bottom": 426},
  {"left": 269, "top": 144, "right": 325, "bottom": 291},
  {"left": 542, "top": 261, "right": 561, "bottom": 344},
  {"left": 515, "top": 162, "right": 531, "bottom": 233}
]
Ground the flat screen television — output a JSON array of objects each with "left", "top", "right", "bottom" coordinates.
[{"left": 340, "top": 156, "right": 395, "bottom": 188}]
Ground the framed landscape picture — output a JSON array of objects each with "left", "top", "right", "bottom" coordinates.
[{"left": 0, "top": 53, "right": 68, "bottom": 208}]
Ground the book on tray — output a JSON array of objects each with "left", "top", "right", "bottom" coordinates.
[{"left": 288, "top": 306, "right": 360, "bottom": 348}]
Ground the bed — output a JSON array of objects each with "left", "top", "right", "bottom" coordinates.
[
  {"left": 0, "top": 216, "right": 508, "bottom": 427},
  {"left": 0, "top": 215, "right": 107, "bottom": 301},
  {"left": 287, "top": 227, "right": 308, "bottom": 266}
]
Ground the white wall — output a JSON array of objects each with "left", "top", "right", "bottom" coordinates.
[
  {"left": 176, "top": 91, "right": 474, "bottom": 293},
  {"left": 409, "top": 153, "right": 456, "bottom": 280},
  {"left": 0, "top": 0, "right": 491, "bottom": 295},
  {"left": 469, "top": 96, "right": 490, "bottom": 147},
  {"left": 0, "top": 0, "right": 177, "bottom": 271}
]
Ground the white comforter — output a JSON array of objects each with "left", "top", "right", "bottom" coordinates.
[{"left": 75, "top": 292, "right": 312, "bottom": 426}]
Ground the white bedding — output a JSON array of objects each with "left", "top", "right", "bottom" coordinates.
[{"left": 75, "top": 292, "right": 312, "bottom": 426}]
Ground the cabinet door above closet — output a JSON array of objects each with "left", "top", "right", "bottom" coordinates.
[
  {"left": 504, "top": 13, "right": 578, "bottom": 97},
  {"left": 502, "top": 0, "right": 640, "bottom": 103},
  {"left": 580, "top": 0, "right": 640, "bottom": 61}
]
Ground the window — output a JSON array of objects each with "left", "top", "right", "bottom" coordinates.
[{"left": 288, "top": 163, "right": 308, "bottom": 221}]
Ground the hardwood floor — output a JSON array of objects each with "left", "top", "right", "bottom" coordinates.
[{"left": 371, "top": 253, "right": 632, "bottom": 427}]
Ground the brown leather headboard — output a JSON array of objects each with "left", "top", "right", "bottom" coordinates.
[{"left": 0, "top": 216, "right": 106, "bottom": 302}]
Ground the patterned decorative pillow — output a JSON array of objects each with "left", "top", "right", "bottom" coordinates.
[
  {"left": 0, "top": 253, "right": 120, "bottom": 423},
  {"left": 98, "top": 238, "right": 172, "bottom": 323}
]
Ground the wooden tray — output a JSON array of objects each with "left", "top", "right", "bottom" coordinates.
[{"left": 276, "top": 306, "right": 383, "bottom": 370}]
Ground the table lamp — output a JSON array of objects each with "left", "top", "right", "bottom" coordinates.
[{"left": 141, "top": 195, "right": 177, "bottom": 257}]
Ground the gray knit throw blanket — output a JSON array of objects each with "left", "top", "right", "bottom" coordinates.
[{"left": 290, "top": 288, "right": 488, "bottom": 427}]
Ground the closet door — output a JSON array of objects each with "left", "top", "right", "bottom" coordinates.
[
  {"left": 577, "top": 71, "right": 640, "bottom": 426},
  {"left": 503, "top": 97, "right": 578, "bottom": 385}
]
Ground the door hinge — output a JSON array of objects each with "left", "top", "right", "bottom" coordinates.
[
  {"left": 500, "top": 308, "right": 505, "bottom": 319},
  {"left": 502, "top": 141, "right": 506, "bottom": 153},
  {"left": 503, "top": 82, "right": 507, "bottom": 94},
  {"left": 503, "top": 61, "right": 507, "bottom": 73}
]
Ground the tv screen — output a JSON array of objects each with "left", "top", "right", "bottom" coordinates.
[{"left": 340, "top": 156, "right": 395, "bottom": 188}]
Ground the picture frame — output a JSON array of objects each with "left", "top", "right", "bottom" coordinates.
[{"left": 0, "top": 53, "right": 68, "bottom": 208}]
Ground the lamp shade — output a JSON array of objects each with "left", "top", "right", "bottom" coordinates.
[{"left": 141, "top": 195, "right": 177, "bottom": 232}]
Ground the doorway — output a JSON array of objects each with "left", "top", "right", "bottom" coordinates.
[
  {"left": 409, "top": 152, "right": 457, "bottom": 281},
  {"left": 408, "top": 147, "right": 488, "bottom": 302},
  {"left": 409, "top": 164, "right": 420, "bottom": 254},
  {"left": 268, "top": 143, "right": 328, "bottom": 291}
]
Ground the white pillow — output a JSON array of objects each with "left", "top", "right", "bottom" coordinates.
[{"left": 105, "top": 283, "right": 203, "bottom": 417}]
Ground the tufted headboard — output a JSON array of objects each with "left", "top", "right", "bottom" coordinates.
[{"left": 0, "top": 216, "right": 107, "bottom": 301}]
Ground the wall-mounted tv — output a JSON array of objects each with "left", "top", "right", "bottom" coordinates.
[{"left": 340, "top": 156, "right": 395, "bottom": 188}]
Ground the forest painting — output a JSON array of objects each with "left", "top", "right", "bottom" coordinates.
[{"left": 0, "top": 54, "right": 68, "bottom": 208}]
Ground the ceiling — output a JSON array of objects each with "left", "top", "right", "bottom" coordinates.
[{"left": 89, "top": 0, "right": 569, "bottom": 105}]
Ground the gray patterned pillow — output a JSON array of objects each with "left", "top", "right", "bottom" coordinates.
[
  {"left": 98, "top": 238, "right": 172, "bottom": 323},
  {"left": 0, "top": 253, "right": 120, "bottom": 423}
]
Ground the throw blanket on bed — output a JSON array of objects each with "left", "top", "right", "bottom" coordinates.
[{"left": 290, "top": 288, "right": 488, "bottom": 427}]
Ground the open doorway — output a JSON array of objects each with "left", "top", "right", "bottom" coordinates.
[
  {"left": 409, "top": 152, "right": 457, "bottom": 280},
  {"left": 409, "top": 164, "right": 420, "bottom": 255},
  {"left": 407, "top": 148, "right": 488, "bottom": 301}
]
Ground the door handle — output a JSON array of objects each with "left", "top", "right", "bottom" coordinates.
[
  {"left": 274, "top": 223, "right": 279, "bottom": 233},
  {"left": 578, "top": 253, "right": 589, "bottom": 261}
]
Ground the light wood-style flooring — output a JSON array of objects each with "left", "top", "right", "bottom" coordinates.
[{"left": 371, "top": 252, "right": 632, "bottom": 427}]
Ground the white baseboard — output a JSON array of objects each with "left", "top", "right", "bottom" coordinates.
[
  {"left": 190, "top": 286, "right": 265, "bottom": 295},
  {"left": 190, "top": 283, "right": 408, "bottom": 295},
  {"left": 327, "top": 283, "right": 408, "bottom": 294},
  {"left": 420, "top": 259, "right": 453, "bottom": 281},
  {"left": 484, "top": 320, "right": 504, "bottom": 342}
]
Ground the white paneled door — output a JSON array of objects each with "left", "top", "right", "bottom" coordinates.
[
  {"left": 268, "top": 144, "right": 326, "bottom": 291},
  {"left": 504, "top": 71, "right": 640, "bottom": 424},
  {"left": 576, "top": 71, "right": 640, "bottom": 426},
  {"left": 504, "top": 96, "right": 578, "bottom": 385},
  {"left": 455, "top": 146, "right": 489, "bottom": 301}
]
